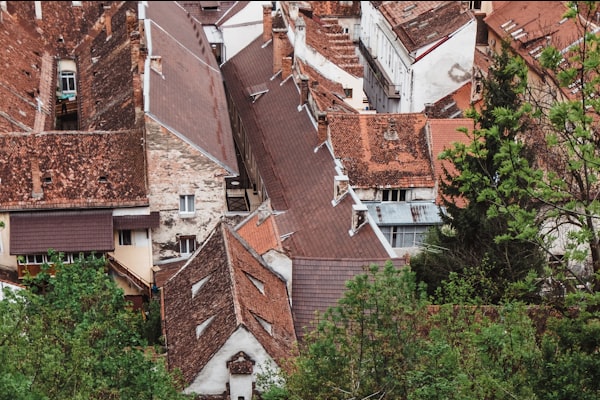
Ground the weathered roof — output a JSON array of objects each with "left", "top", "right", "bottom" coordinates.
[
  {"left": 484, "top": 1, "right": 583, "bottom": 98},
  {"left": 327, "top": 112, "right": 435, "bottom": 189},
  {"left": 10, "top": 210, "right": 114, "bottom": 254},
  {"left": 163, "top": 222, "right": 296, "bottom": 384},
  {"left": 144, "top": 1, "right": 238, "bottom": 175},
  {"left": 235, "top": 200, "right": 283, "bottom": 256},
  {"left": 297, "top": 60, "right": 358, "bottom": 114},
  {"left": 381, "top": 1, "right": 474, "bottom": 53},
  {"left": 366, "top": 201, "right": 442, "bottom": 225},
  {"left": 0, "top": 130, "right": 148, "bottom": 210},
  {"left": 308, "top": 1, "right": 362, "bottom": 17},
  {"left": 221, "top": 35, "right": 393, "bottom": 260}
]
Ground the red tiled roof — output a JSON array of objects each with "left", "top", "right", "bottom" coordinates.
[
  {"left": 484, "top": 1, "right": 582, "bottom": 99},
  {"left": 163, "top": 222, "right": 296, "bottom": 384},
  {"left": 308, "top": 1, "right": 361, "bottom": 17},
  {"left": 235, "top": 201, "right": 283, "bottom": 256},
  {"left": 0, "top": 130, "right": 148, "bottom": 210},
  {"left": 10, "top": 210, "right": 114, "bottom": 254},
  {"left": 297, "top": 60, "right": 358, "bottom": 114},
  {"left": 145, "top": 1, "right": 238, "bottom": 175},
  {"left": 327, "top": 113, "right": 435, "bottom": 189},
  {"left": 428, "top": 118, "right": 475, "bottom": 206},
  {"left": 221, "top": 36, "right": 394, "bottom": 261},
  {"left": 381, "top": 1, "right": 474, "bottom": 53}
]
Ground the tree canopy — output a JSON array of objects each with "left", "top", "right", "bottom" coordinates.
[{"left": 0, "top": 252, "right": 190, "bottom": 400}]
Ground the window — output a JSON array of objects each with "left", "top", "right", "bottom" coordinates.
[
  {"left": 180, "top": 236, "right": 196, "bottom": 255},
  {"left": 344, "top": 88, "right": 353, "bottom": 98},
  {"left": 60, "top": 71, "right": 76, "bottom": 94},
  {"left": 380, "top": 225, "right": 429, "bottom": 248},
  {"left": 119, "top": 230, "right": 132, "bottom": 246},
  {"left": 179, "top": 194, "right": 195, "bottom": 214},
  {"left": 19, "top": 254, "right": 45, "bottom": 265},
  {"left": 382, "top": 189, "right": 406, "bottom": 202}
]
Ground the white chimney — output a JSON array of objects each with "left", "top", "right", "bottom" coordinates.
[{"left": 349, "top": 204, "right": 368, "bottom": 236}]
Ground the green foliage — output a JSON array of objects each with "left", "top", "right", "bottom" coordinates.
[
  {"left": 411, "top": 40, "right": 546, "bottom": 303},
  {"left": 283, "top": 263, "right": 600, "bottom": 399},
  {"left": 0, "top": 253, "right": 190, "bottom": 399}
]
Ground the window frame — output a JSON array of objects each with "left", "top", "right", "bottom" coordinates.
[
  {"left": 59, "top": 70, "right": 77, "bottom": 94},
  {"left": 179, "top": 194, "right": 195, "bottom": 214},
  {"left": 179, "top": 236, "right": 196, "bottom": 256},
  {"left": 382, "top": 189, "right": 406, "bottom": 202},
  {"left": 118, "top": 229, "right": 133, "bottom": 246}
]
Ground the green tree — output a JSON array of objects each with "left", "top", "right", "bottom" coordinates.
[
  {"left": 281, "top": 264, "right": 600, "bottom": 399},
  {"left": 0, "top": 252, "right": 189, "bottom": 399},
  {"left": 411, "top": 40, "right": 546, "bottom": 303}
]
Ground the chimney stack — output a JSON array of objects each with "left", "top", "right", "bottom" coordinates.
[
  {"left": 281, "top": 56, "right": 292, "bottom": 80},
  {"left": 317, "top": 112, "right": 328, "bottom": 144},
  {"left": 272, "top": 11, "right": 288, "bottom": 75},
  {"left": 300, "top": 74, "right": 309, "bottom": 104},
  {"left": 31, "top": 160, "right": 43, "bottom": 199},
  {"left": 262, "top": 4, "right": 273, "bottom": 43},
  {"left": 332, "top": 175, "right": 349, "bottom": 205}
]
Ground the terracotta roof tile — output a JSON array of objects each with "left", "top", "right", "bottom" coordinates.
[
  {"left": 235, "top": 201, "right": 283, "bottom": 256},
  {"left": 381, "top": 1, "right": 474, "bottom": 53},
  {"left": 297, "top": 60, "right": 358, "bottom": 114},
  {"left": 0, "top": 130, "right": 148, "bottom": 210},
  {"left": 163, "top": 222, "right": 296, "bottom": 384},
  {"left": 428, "top": 118, "right": 475, "bottom": 206},
  {"left": 144, "top": 1, "right": 238, "bottom": 174},
  {"left": 327, "top": 113, "right": 435, "bottom": 189}
]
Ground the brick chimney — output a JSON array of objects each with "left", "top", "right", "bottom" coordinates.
[
  {"left": 262, "top": 4, "right": 272, "bottom": 43},
  {"left": 272, "top": 11, "right": 288, "bottom": 75},
  {"left": 317, "top": 112, "right": 328, "bottom": 144},
  {"left": 332, "top": 175, "right": 349, "bottom": 205},
  {"left": 300, "top": 74, "right": 309, "bottom": 104},
  {"left": 281, "top": 56, "right": 292, "bottom": 80},
  {"left": 349, "top": 204, "right": 369, "bottom": 236},
  {"left": 31, "top": 160, "right": 43, "bottom": 199}
]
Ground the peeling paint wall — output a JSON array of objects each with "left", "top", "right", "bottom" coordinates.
[{"left": 145, "top": 118, "right": 228, "bottom": 263}]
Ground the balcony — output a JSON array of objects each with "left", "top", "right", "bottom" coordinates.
[{"left": 359, "top": 39, "right": 402, "bottom": 99}]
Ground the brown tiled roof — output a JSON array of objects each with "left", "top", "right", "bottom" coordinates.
[
  {"left": 308, "top": 1, "right": 361, "bottom": 17},
  {"left": 292, "top": 257, "right": 406, "bottom": 338},
  {"left": 297, "top": 60, "right": 357, "bottom": 114},
  {"left": 327, "top": 113, "right": 435, "bottom": 189},
  {"left": 484, "top": 1, "right": 582, "bottom": 98},
  {"left": 177, "top": 1, "right": 247, "bottom": 26},
  {"left": 235, "top": 201, "right": 283, "bottom": 256},
  {"left": 163, "top": 222, "right": 296, "bottom": 384},
  {"left": 144, "top": 1, "right": 238, "bottom": 175},
  {"left": 0, "top": 130, "right": 148, "bottom": 210},
  {"left": 381, "top": 1, "right": 474, "bottom": 53},
  {"left": 113, "top": 212, "right": 160, "bottom": 230},
  {"left": 428, "top": 118, "right": 475, "bottom": 207},
  {"left": 221, "top": 36, "right": 394, "bottom": 260},
  {"left": 426, "top": 80, "right": 478, "bottom": 119},
  {"left": 10, "top": 210, "right": 114, "bottom": 254}
]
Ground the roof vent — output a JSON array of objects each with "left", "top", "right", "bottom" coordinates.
[
  {"left": 332, "top": 175, "right": 349, "bottom": 205},
  {"left": 384, "top": 118, "right": 399, "bottom": 140},
  {"left": 349, "top": 204, "right": 368, "bottom": 236},
  {"left": 150, "top": 55, "right": 162, "bottom": 75}
]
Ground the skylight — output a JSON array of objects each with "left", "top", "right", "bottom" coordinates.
[{"left": 192, "top": 274, "right": 211, "bottom": 298}]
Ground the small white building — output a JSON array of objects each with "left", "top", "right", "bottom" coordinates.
[{"left": 360, "top": 1, "right": 477, "bottom": 113}]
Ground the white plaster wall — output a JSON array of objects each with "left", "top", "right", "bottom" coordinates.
[
  {"left": 111, "top": 229, "right": 153, "bottom": 284},
  {"left": 289, "top": 16, "right": 366, "bottom": 111},
  {"left": 409, "top": 20, "right": 477, "bottom": 112},
  {"left": 184, "top": 326, "right": 279, "bottom": 396},
  {"left": 221, "top": 1, "right": 265, "bottom": 63},
  {"left": 0, "top": 213, "right": 16, "bottom": 271},
  {"left": 262, "top": 249, "right": 292, "bottom": 296}
]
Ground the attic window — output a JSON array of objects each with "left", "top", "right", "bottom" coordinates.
[
  {"left": 196, "top": 315, "right": 216, "bottom": 338},
  {"left": 245, "top": 273, "right": 265, "bottom": 294},
  {"left": 42, "top": 174, "right": 52, "bottom": 184},
  {"left": 59, "top": 71, "right": 76, "bottom": 95},
  {"left": 254, "top": 314, "right": 273, "bottom": 335},
  {"left": 191, "top": 274, "right": 211, "bottom": 298},
  {"left": 200, "top": 1, "right": 220, "bottom": 11},
  {"left": 98, "top": 175, "right": 108, "bottom": 183},
  {"left": 247, "top": 84, "right": 269, "bottom": 103}
]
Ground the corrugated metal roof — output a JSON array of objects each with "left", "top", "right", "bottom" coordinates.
[
  {"left": 366, "top": 201, "right": 443, "bottom": 225},
  {"left": 10, "top": 210, "right": 114, "bottom": 254}
]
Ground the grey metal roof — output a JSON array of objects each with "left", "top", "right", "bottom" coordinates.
[{"left": 366, "top": 201, "right": 443, "bottom": 225}]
